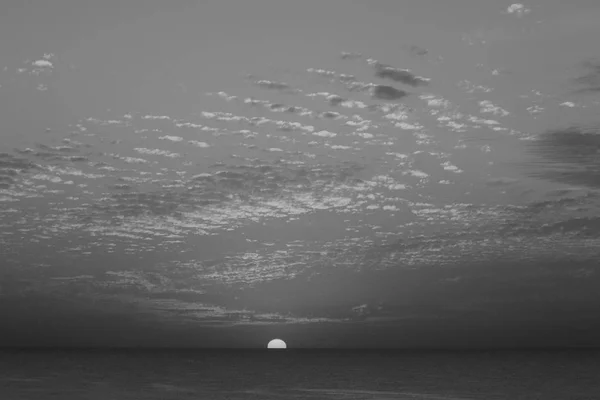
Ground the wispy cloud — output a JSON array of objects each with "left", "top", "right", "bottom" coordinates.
[
  {"left": 373, "top": 64, "right": 430, "bottom": 87},
  {"left": 134, "top": 148, "right": 182, "bottom": 158}
]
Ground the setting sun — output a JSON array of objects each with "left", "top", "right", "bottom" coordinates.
[{"left": 267, "top": 339, "right": 287, "bottom": 349}]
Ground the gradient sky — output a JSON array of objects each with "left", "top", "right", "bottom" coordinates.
[{"left": 1, "top": 0, "right": 600, "bottom": 348}]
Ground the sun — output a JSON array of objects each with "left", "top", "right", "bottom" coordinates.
[{"left": 267, "top": 338, "right": 287, "bottom": 349}]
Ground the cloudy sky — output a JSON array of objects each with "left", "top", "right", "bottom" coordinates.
[{"left": 1, "top": 0, "right": 599, "bottom": 348}]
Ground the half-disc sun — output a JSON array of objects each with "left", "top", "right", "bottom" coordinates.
[{"left": 267, "top": 338, "right": 287, "bottom": 349}]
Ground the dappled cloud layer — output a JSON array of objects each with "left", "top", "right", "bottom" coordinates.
[{"left": 1, "top": 41, "right": 599, "bottom": 328}]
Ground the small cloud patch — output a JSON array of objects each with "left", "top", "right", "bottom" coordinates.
[
  {"left": 32, "top": 60, "right": 53, "bottom": 68},
  {"left": 188, "top": 141, "right": 210, "bottom": 148},
  {"left": 506, "top": 4, "right": 531, "bottom": 17},
  {"left": 158, "top": 135, "right": 183, "bottom": 142},
  {"left": 313, "top": 130, "right": 337, "bottom": 138},
  {"left": 255, "top": 80, "right": 291, "bottom": 90}
]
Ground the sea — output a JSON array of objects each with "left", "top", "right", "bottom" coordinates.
[{"left": 1, "top": 349, "right": 598, "bottom": 399}]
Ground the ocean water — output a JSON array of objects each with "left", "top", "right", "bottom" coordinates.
[{"left": 1, "top": 350, "right": 598, "bottom": 399}]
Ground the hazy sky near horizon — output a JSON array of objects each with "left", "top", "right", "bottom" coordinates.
[{"left": 1, "top": 1, "right": 600, "bottom": 348}]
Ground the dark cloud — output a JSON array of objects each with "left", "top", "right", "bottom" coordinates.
[
  {"left": 61, "top": 155, "right": 89, "bottom": 162},
  {"left": 521, "top": 125, "right": 600, "bottom": 188},
  {"left": 573, "top": 58, "right": 600, "bottom": 93},
  {"left": 0, "top": 152, "right": 40, "bottom": 170},
  {"left": 374, "top": 65, "right": 429, "bottom": 87},
  {"left": 269, "top": 103, "right": 286, "bottom": 111},
  {"left": 327, "top": 95, "right": 345, "bottom": 106},
  {"left": 519, "top": 191, "right": 600, "bottom": 217},
  {"left": 319, "top": 111, "right": 344, "bottom": 119},
  {"left": 574, "top": 87, "right": 600, "bottom": 94},
  {"left": 371, "top": 85, "right": 409, "bottom": 101}
]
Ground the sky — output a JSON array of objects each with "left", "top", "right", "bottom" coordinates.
[{"left": 0, "top": 0, "right": 599, "bottom": 349}]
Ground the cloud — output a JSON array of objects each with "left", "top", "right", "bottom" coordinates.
[
  {"left": 158, "top": 135, "right": 183, "bottom": 142},
  {"left": 560, "top": 102, "right": 576, "bottom": 108},
  {"left": 207, "top": 91, "right": 237, "bottom": 101},
  {"left": 506, "top": 4, "right": 531, "bottom": 17},
  {"left": 274, "top": 121, "right": 314, "bottom": 133},
  {"left": 115, "top": 156, "right": 150, "bottom": 164},
  {"left": 306, "top": 68, "right": 336, "bottom": 78},
  {"left": 371, "top": 85, "right": 409, "bottom": 101},
  {"left": 340, "top": 100, "right": 367, "bottom": 109},
  {"left": 338, "top": 74, "right": 356, "bottom": 83},
  {"left": 0, "top": 153, "right": 42, "bottom": 189},
  {"left": 327, "top": 95, "right": 345, "bottom": 106},
  {"left": 255, "top": 80, "right": 291, "bottom": 90},
  {"left": 538, "top": 217, "right": 600, "bottom": 237},
  {"left": 459, "top": 80, "right": 493, "bottom": 93},
  {"left": 526, "top": 105, "right": 544, "bottom": 115},
  {"left": 344, "top": 81, "right": 376, "bottom": 92},
  {"left": 573, "top": 58, "right": 600, "bottom": 94},
  {"left": 32, "top": 60, "right": 53, "bottom": 68},
  {"left": 355, "top": 132, "right": 374, "bottom": 139},
  {"left": 403, "top": 170, "right": 429, "bottom": 179},
  {"left": 440, "top": 161, "right": 463, "bottom": 174},
  {"left": 407, "top": 45, "right": 428, "bottom": 56},
  {"left": 340, "top": 51, "right": 362, "bottom": 60},
  {"left": 318, "top": 111, "right": 347, "bottom": 120},
  {"left": 133, "top": 148, "right": 182, "bottom": 158},
  {"left": 188, "top": 141, "right": 211, "bottom": 148},
  {"left": 479, "top": 100, "right": 509, "bottom": 116},
  {"left": 175, "top": 122, "right": 203, "bottom": 128},
  {"left": 374, "top": 65, "right": 430, "bottom": 87},
  {"left": 237, "top": 98, "right": 313, "bottom": 117},
  {"left": 351, "top": 304, "right": 372, "bottom": 319},
  {"left": 142, "top": 115, "right": 171, "bottom": 120},
  {"left": 313, "top": 130, "right": 337, "bottom": 138},
  {"left": 486, "top": 177, "right": 520, "bottom": 186},
  {"left": 9, "top": 44, "right": 600, "bottom": 342},
  {"left": 575, "top": 87, "right": 600, "bottom": 94},
  {"left": 306, "top": 92, "right": 348, "bottom": 106},
  {"left": 522, "top": 125, "right": 600, "bottom": 188}
]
